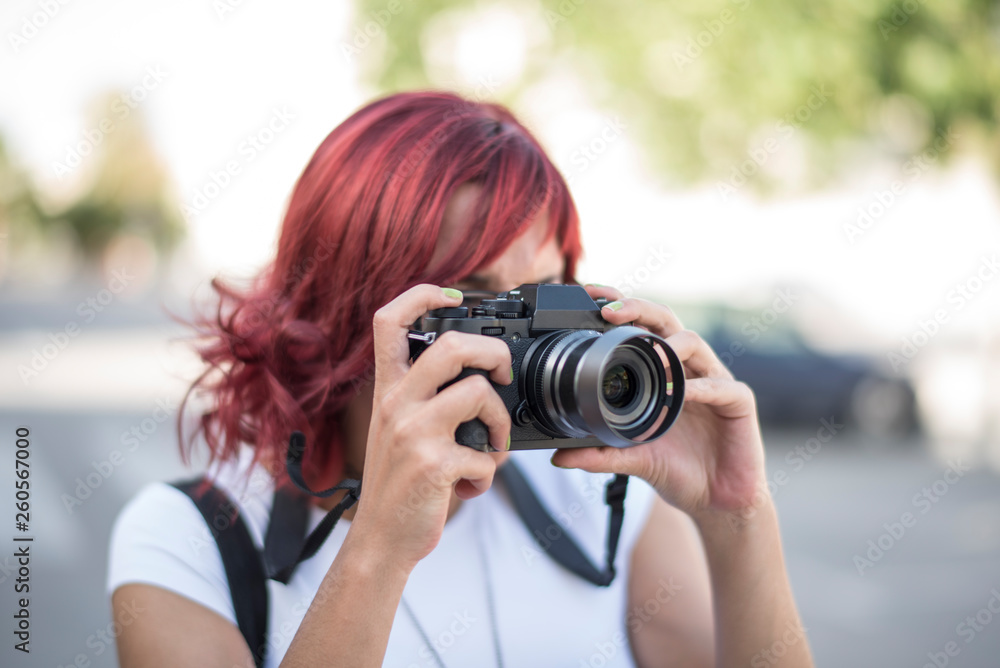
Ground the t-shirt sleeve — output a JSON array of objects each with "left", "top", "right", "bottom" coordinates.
[{"left": 106, "top": 482, "right": 238, "bottom": 625}]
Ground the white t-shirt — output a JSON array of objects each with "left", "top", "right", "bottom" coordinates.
[{"left": 107, "top": 447, "right": 658, "bottom": 668}]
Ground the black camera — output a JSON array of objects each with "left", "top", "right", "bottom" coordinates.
[{"left": 407, "top": 284, "right": 685, "bottom": 452}]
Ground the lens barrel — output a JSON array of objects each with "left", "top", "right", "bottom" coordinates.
[{"left": 522, "top": 326, "right": 684, "bottom": 446}]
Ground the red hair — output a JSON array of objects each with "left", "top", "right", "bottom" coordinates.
[{"left": 177, "top": 91, "right": 583, "bottom": 490}]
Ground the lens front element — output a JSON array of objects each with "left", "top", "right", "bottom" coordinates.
[
  {"left": 523, "top": 326, "right": 685, "bottom": 447},
  {"left": 602, "top": 365, "right": 636, "bottom": 409}
]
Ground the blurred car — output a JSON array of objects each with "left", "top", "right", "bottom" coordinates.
[{"left": 677, "top": 304, "right": 919, "bottom": 437}]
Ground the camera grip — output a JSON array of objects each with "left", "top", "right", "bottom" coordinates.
[{"left": 443, "top": 367, "right": 493, "bottom": 452}]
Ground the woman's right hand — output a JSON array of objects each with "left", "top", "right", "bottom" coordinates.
[{"left": 347, "top": 284, "right": 513, "bottom": 574}]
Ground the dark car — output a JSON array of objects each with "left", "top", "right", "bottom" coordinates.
[{"left": 680, "top": 305, "right": 918, "bottom": 437}]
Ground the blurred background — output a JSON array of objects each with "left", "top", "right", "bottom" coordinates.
[{"left": 2, "top": 0, "right": 999, "bottom": 665}]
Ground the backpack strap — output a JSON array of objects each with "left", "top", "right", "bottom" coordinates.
[{"left": 170, "top": 477, "right": 269, "bottom": 668}]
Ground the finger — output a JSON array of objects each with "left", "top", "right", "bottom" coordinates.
[
  {"left": 401, "top": 436, "right": 499, "bottom": 501},
  {"left": 449, "top": 447, "right": 500, "bottom": 500},
  {"left": 404, "top": 330, "right": 512, "bottom": 400},
  {"left": 550, "top": 443, "right": 649, "bottom": 478},
  {"left": 422, "top": 409, "right": 504, "bottom": 501},
  {"left": 665, "top": 330, "right": 734, "bottom": 380},
  {"left": 597, "top": 297, "right": 685, "bottom": 338},
  {"left": 582, "top": 283, "right": 625, "bottom": 302},
  {"left": 372, "top": 284, "right": 464, "bottom": 388},
  {"left": 683, "top": 377, "right": 756, "bottom": 419},
  {"left": 425, "top": 373, "right": 512, "bottom": 452}
]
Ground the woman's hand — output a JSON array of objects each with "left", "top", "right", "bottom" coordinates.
[
  {"left": 348, "top": 284, "right": 513, "bottom": 573},
  {"left": 550, "top": 285, "right": 766, "bottom": 520},
  {"left": 570, "top": 288, "right": 816, "bottom": 668}
]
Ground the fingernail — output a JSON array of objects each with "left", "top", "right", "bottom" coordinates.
[
  {"left": 584, "top": 282, "right": 606, "bottom": 288},
  {"left": 603, "top": 300, "right": 624, "bottom": 312},
  {"left": 506, "top": 434, "right": 511, "bottom": 451},
  {"left": 550, "top": 454, "right": 569, "bottom": 469},
  {"left": 442, "top": 287, "right": 462, "bottom": 300},
  {"left": 509, "top": 366, "right": 514, "bottom": 382}
]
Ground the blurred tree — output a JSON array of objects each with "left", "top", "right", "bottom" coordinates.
[
  {"left": 0, "top": 135, "right": 47, "bottom": 282},
  {"left": 53, "top": 91, "right": 185, "bottom": 263},
  {"left": 0, "top": 135, "right": 44, "bottom": 238},
  {"left": 1, "top": 91, "right": 184, "bottom": 285},
  {"left": 353, "top": 0, "right": 1000, "bottom": 192}
]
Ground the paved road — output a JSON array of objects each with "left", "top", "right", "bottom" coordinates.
[
  {"left": 1, "top": 409, "right": 998, "bottom": 667},
  {"left": 764, "top": 430, "right": 1000, "bottom": 668}
]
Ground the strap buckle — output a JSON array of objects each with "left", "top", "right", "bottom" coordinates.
[
  {"left": 604, "top": 474, "right": 629, "bottom": 508},
  {"left": 407, "top": 330, "right": 436, "bottom": 360}
]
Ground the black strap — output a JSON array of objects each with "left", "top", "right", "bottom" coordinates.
[
  {"left": 264, "top": 431, "right": 628, "bottom": 588},
  {"left": 263, "top": 431, "right": 362, "bottom": 584},
  {"left": 262, "top": 486, "right": 309, "bottom": 584},
  {"left": 169, "top": 478, "right": 268, "bottom": 668},
  {"left": 498, "top": 460, "right": 628, "bottom": 587}
]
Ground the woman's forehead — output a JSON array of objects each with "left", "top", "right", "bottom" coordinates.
[{"left": 431, "top": 183, "right": 564, "bottom": 285}]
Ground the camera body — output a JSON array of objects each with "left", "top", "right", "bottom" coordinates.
[{"left": 408, "top": 284, "right": 685, "bottom": 452}]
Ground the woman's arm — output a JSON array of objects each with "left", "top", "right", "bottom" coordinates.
[
  {"left": 283, "top": 284, "right": 515, "bottom": 666},
  {"left": 112, "top": 530, "right": 411, "bottom": 668},
  {"left": 691, "top": 495, "right": 808, "bottom": 668},
  {"left": 278, "top": 527, "right": 412, "bottom": 667},
  {"left": 628, "top": 496, "right": 714, "bottom": 668},
  {"left": 628, "top": 493, "right": 807, "bottom": 668},
  {"left": 556, "top": 286, "right": 814, "bottom": 668},
  {"left": 114, "top": 285, "right": 515, "bottom": 667},
  {"left": 113, "top": 584, "right": 256, "bottom": 667}
]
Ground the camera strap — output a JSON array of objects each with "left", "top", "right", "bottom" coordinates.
[
  {"left": 264, "top": 431, "right": 362, "bottom": 584},
  {"left": 263, "top": 431, "right": 628, "bottom": 589},
  {"left": 497, "top": 462, "right": 628, "bottom": 587}
]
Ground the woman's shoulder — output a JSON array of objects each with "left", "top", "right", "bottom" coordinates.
[{"left": 106, "top": 449, "right": 276, "bottom": 624}]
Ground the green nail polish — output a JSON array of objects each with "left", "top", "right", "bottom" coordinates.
[
  {"left": 510, "top": 366, "right": 514, "bottom": 382},
  {"left": 584, "top": 282, "right": 606, "bottom": 288},
  {"left": 506, "top": 434, "right": 511, "bottom": 451},
  {"left": 603, "top": 300, "right": 624, "bottom": 311},
  {"left": 442, "top": 287, "right": 462, "bottom": 300}
]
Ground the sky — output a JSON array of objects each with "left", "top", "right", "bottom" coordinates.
[{"left": 2, "top": 0, "right": 1000, "bottom": 353}]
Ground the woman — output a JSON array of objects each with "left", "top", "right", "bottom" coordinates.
[{"left": 107, "top": 91, "right": 813, "bottom": 667}]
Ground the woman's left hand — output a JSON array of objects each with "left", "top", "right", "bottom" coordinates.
[{"left": 550, "top": 285, "right": 767, "bottom": 519}]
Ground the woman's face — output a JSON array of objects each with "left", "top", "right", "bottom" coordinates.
[{"left": 433, "top": 183, "right": 566, "bottom": 295}]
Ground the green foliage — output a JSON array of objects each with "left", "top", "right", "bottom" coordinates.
[
  {"left": 353, "top": 0, "right": 1000, "bottom": 190},
  {"left": 0, "top": 91, "right": 184, "bottom": 275},
  {"left": 0, "top": 137, "right": 44, "bottom": 236},
  {"left": 51, "top": 197, "right": 184, "bottom": 259}
]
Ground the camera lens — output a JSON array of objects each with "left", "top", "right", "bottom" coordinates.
[
  {"left": 602, "top": 365, "right": 636, "bottom": 410},
  {"left": 522, "top": 326, "right": 684, "bottom": 446}
]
